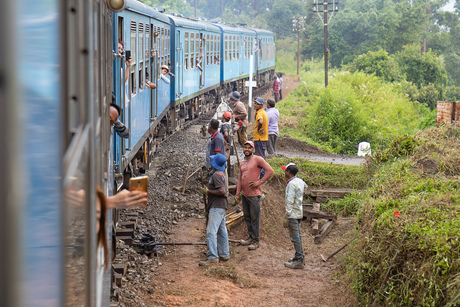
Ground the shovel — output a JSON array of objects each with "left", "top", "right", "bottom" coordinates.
[{"left": 320, "top": 241, "right": 349, "bottom": 262}]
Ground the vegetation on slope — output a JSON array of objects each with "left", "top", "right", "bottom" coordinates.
[{"left": 329, "top": 125, "right": 460, "bottom": 305}]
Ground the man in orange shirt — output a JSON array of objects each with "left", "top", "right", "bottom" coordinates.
[{"left": 234, "top": 141, "right": 273, "bottom": 250}]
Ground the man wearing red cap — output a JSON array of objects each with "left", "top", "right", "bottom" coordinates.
[
  {"left": 282, "top": 162, "right": 308, "bottom": 269},
  {"left": 234, "top": 140, "right": 273, "bottom": 250}
]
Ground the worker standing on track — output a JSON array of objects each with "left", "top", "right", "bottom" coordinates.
[
  {"left": 199, "top": 154, "right": 230, "bottom": 266},
  {"left": 282, "top": 162, "right": 308, "bottom": 269},
  {"left": 206, "top": 119, "right": 226, "bottom": 171},
  {"left": 229, "top": 91, "right": 248, "bottom": 146},
  {"left": 234, "top": 141, "right": 273, "bottom": 251}
]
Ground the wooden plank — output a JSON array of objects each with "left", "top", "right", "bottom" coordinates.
[
  {"left": 314, "top": 219, "right": 336, "bottom": 244},
  {"left": 114, "top": 273, "right": 123, "bottom": 287},
  {"left": 112, "top": 263, "right": 127, "bottom": 276},
  {"left": 311, "top": 203, "right": 320, "bottom": 235},
  {"left": 303, "top": 209, "right": 337, "bottom": 221},
  {"left": 119, "top": 222, "right": 135, "bottom": 229},
  {"left": 116, "top": 228, "right": 134, "bottom": 237},
  {"left": 310, "top": 188, "right": 353, "bottom": 198},
  {"left": 117, "top": 236, "right": 133, "bottom": 246}
]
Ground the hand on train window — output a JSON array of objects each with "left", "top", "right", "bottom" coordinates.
[
  {"left": 145, "top": 73, "right": 156, "bottom": 89},
  {"left": 106, "top": 189, "right": 148, "bottom": 209}
]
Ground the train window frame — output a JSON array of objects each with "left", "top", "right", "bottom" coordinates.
[
  {"left": 130, "top": 21, "right": 137, "bottom": 96},
  {"left": 184, "top": 31, "right": 189, "bottom": 70},
  {"left": 190, "top": 32, "right": 195, "bottom": 69},
  {"left": 205, "top": 34, "right": 208, "bottom": 66},
  {"left": 233, "top": 36, "right": 236, "bottom": 61},
  {"left": 224, "top": 35, "right": 228, "bottom": 62},
  {"left": 139, "top": 23, "right": 144, "bottom": 91},
  {"left": 217, "top": 36, "right": 220, "bottom": 64},
  {"left": 145, "top": 23, "right": 150, "bottom": 87}
]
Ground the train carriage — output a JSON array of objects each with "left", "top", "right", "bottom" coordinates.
[
  {"left": 251, "top": 29, "right": 276, "bottom": 86},
  {"left": 168, "top": 15, "right": 222, "bottom": 128},
  {"left": 112, "top": 1, "right": 171, "bottom": 188},
  {"left": 213, "top": 23, "right": 258, "bottom": 95}
]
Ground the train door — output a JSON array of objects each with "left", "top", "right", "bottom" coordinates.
[
  {"left": 239, "top": 35, "right": 244, "bottom": 76},
  {"left": 175, "top": 30, "right": 182, "bottom": 98}
]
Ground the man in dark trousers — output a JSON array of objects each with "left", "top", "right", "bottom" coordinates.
[
  {"left": 234, "top": 141, "right": 273, "bottom": 251},
  {"left": 228, "top": 91, "right": 248, "bottom": 146},
  {"left": 199, "top": 154, "right": 230, "bottom": 266},
  {"left": 273, "top": 75, "right": 280, "bottom": 103},
  {"left": 282, "top": 162, "right": 308, "bottom": 269},
  {"left": 206, "top": 119, "right": 226, "bottom": 171}
]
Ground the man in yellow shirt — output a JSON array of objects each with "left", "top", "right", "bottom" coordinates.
[{"left": 253, "top": 97, "right": 269, "bottom": 178}]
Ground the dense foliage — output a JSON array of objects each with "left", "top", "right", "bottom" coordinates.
[
  {"left": 339, "top": 126, "right": 460, "bottom": 305},
  {"left": 350, "top": 50, "right": 400, "bottom": 82},
  {"left": 277, "top": 61, "right": 430, "bottom": 154}
]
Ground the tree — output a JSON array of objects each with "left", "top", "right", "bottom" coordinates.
[{"left": 350, "top": 50, "right": 400, "bottom": 82}]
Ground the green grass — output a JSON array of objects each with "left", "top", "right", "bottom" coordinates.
[
  {"left": 267, "top": 156, "right": 370, "bottom": 190},
  {"left": 342, "top": 125, "right": 460, "bottom": 306}
]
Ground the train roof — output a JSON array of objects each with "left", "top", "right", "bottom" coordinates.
[
  {"left": 211, "top": 23, "right": 257, "bottom": 35},
  {"left": 167, "top": 15, "right": 221, "bottom": 32},
  {"left": 124, "top": 0, "right": 170, "bottom": 24},
  {"left": 249, "top": 28, "right": 274, "bottom": 37}
]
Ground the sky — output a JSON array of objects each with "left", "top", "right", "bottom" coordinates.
[{"left": 442, "top": 0, "right": 455, "bottom": 12}]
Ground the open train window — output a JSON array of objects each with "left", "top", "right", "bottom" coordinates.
[
  {"left": 184, "top": 32, "right": 189, "bottom": 70},
  {"left": 139, "top": 23, "right": 144, "bottom": 90},
  {"left": 130, "top": 21, "right": 137, "bottom": 95},
  {"left": 145, "top": 24, "right": 150, "bottom": 85},
  {"left": 206, "top": 34, "right": 209, "bottom": 66},
  {"left": 225, "top": 36, "right": 228, "bottom": 62},
  {"left": 190, "top": 33, "right": 195, "bottom": 68},
  {"left": 217, "top": 36, "right": 220, "bottom": 63}
]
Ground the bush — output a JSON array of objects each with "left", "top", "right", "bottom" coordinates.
[
  {"left": 350, "top": 50, "right": 401, "bottom": 82},
  {"left": 395, "top": 44, "right": 447, "bottom": 103},
  {"left": 445, "top": 86, "right": 460, "bottom": 102}
]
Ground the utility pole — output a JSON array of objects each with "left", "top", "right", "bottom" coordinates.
[
  {"left": 221, "top": 0, "right": 224, "bottom": 21},
  {"left": 292, "top": 16, "right": 306, "bottom": 78},
  {"left": 194, "top": 0, "right": 197, "bottom": 18},
  {"left": 313, "top": 0, "right": 339, "bottom": 87}
]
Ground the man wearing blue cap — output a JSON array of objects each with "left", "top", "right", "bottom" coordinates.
[{"left": 199, "top": 154, "right": 230, "bottom": 266}]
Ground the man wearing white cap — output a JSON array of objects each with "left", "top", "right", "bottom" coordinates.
[{"left": 282, "top": 162, "right": 308, "bottom": 269}]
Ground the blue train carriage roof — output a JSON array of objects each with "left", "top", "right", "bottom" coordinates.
[
  {"left": 210, "top": 23, "right": 257, "bottom": 36},
  {"left": 124, "top": 0, "right": 170, "bottom": 23},
  {"left": 248, "top": 28, "right": 274, "bottom": 37},
  {"left": 167, "top": 15, "right": 220, "bottom": 33}
]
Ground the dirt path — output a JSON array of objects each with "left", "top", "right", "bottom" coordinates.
[{"left": 147, "top": 212, "right": 356, "bottom": 306}]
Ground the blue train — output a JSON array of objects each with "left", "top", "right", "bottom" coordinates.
[{"left": 0, "top": 0, "right": 275, "bottom": 305}]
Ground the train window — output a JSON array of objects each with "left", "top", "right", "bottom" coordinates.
[
  {"left": 233, "top": 36, "right": 235, "bottom": 60},
  {"left": 224, "top": 36, "right": 228, "bottom": 62},
  {"left": 161, "top": 27, "right": 165, "bottom": 66},
  {"left": 190, "top": 33, "right": 195, "bottom": 68},
  {"left": 205, "top": 34, "right": 209, "bottom": 66},
  {"left": 212, "top": 35, "right": 215, "bottom": 65},
  {"left": 130, "top": 21, "right": 137, "bottom": 95},
  {"left": 184, "top": 32, "right": 189, "bottom": 70},
  {"left": 139, "top": 23, "right": 144, "bottom": 90},
  {"left": 146, "top": 24, "right": 150, "bottom": 84},
  {"left": 196, "top": 34, "right": 200, "bottom": 68}
]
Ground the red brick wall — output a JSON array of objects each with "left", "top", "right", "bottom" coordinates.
[{"left": 436, "top": 101, "right": 455, "bottom": 126}]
